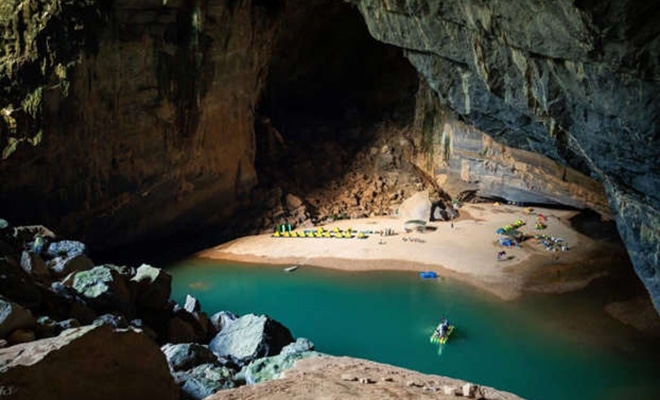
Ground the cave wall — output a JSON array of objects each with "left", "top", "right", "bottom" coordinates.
[
  {"left": 348, "top": 0, "right": 660, "bottom": 310},
  {"left": 0, "top": 0, "right": 280, "bottom": 247},
  {"left": 1, "top": 0, "right": 658, "bottom": 310},
  {"left": 411, "top": 82, "right": 610, "bottom": 214}
]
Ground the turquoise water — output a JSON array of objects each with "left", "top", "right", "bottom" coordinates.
[{"left": 168, "top": 259, "right": 660, "bottom": 400}]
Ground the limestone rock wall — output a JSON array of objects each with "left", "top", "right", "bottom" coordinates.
[
  {"left": 348, "top": 0, "right": 660, "bottom": 311},
  {"left": 411, "top": 83, "right": 610, "bottom": 215},
  {"left": 0, "top": 0, "right": 280, "bottom": 247}
]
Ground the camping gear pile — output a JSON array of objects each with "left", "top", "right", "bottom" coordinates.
[
  {"left": 533, "top": 234, "right": 568, "bottom": 252},
  {"left": 498, "top": 237, "right": 518, "bottom": 247},
  {"left": 272, "top": 226, "right": 369, "bottom": 239},
  {"left": 496, "top": 219, "right": 525, "bottom": 235},
  {"left": 495, "top": 219, "right": 526, "bottom": 248},
  {"left": 404, "top": 220, "right": 427, "bottom": 233},
  {"left": 404, "top": 237, "right": 426, "bottom": 243},
  {"left": 534, "top": 214, "right": 547, "bottom": 230}
]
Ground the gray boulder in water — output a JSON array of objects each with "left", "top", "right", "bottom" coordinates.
[
  {"left": 209, "top": 314, "right": 293, "bottom": 365},
  {"left": 161, "top": 343, "right": 218, "bottom": 372}
]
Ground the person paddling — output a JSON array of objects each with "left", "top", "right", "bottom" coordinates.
[{"left": 436, "top": 317, "right": 450, "bottom": 338}]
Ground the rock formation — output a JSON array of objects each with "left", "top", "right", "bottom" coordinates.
[
  {"left": 0, "top": 325, "right": 179, "bottom": 400},
  {"left": 207, "top": 356, "right": 526, "bottom": 400},
  {"left": 0, "top": 0, "right": 280, "bottom": 249},
  {"left": 0, "top": 218, "right": 337, "bottom": 400},
  {"left": 347, "top": 0, "right": 660, "bottom": 311},
  {"left": 0, "top": 0, "right": 658, "bottom": 310}
]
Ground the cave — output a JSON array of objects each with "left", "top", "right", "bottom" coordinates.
[
  {"left": 254, "top": 0, "right": 418, "bottom": 192},
  {"left": 0, "top": 1, "right": 659, "bottom": 399}
]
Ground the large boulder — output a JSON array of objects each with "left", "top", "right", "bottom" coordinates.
[
  {"left": 209, "top": 314, "right": 294, "bottom": 365},
  {"left": 242, "top": 351, "right": 323, "bottom": 385},
  {"left": 161, "top": 343, "right": 218, "bottom": 372},
  {"left": 173, "top": 363, "right": 237, "bottom": 400},
  {"left": 45, "top": 240, "right": 86, "bottom": 258},
  {"left": 209, "top": 311, "right": 238, "bottom": 333},
  {"left": 48, "top": 254, "right": 94, "bottom": 277},
  {"left": 0, "top": 298, "right": 36, "bottom": 339},
  {"left": 0, "top": 325, "right": 179, "bottom": 400},
  {"left": 397, "top": 190, "right": 432, "bottom": 221},
  {"left": 167, "top": 316, "right": 197, "bottom": 344},
  {"left": 19, "top": 251, "right": 49, "bottom": 278},
  {"left": 64, "top": 265, "right": 131, "bottom": 311},
  {"left": 131, "top": 264, "right": 172, "bottom": 310}
]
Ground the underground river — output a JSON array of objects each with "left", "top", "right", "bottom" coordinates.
[{"left": 168, "top": 258, "right": 660, "bottom": 400}]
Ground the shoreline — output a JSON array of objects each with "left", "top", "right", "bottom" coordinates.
[
  {"left": 198, "top": 204, "right": 622, "bottom": 301},
  {"left": 200, "top": 251, "right": 523, "bottom": 300}
]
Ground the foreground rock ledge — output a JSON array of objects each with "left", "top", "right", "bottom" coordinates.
[
  {"left": 208, "top": 355, "right": 525, "bottom": 400},
  {"left": 0, "top": 325, "right": 179, "bottom": 400}
]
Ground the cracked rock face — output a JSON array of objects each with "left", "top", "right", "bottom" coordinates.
[
  {"left": 0, "top": 0, "right": 281, "bottom": 249},
  {"left": 348, "top": 0, "right": 660, "bottom": 311}
]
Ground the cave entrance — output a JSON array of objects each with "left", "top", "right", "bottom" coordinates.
[{"left": 254, "top": 0, "right": 419, "bottom": 201}]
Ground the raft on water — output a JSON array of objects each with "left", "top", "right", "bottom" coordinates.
[
  {"left": 430, "top": 325, "right": 455, "bottom": 345},
  {"left": 419, "top": 271, "right": 438, "bottom": 279}
]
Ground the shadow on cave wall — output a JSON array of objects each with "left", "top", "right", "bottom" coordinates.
[
  {"left": 94, "top": 0, "right": 420, "bottom": 265},
  {"left": 254, "top": 0, "right": 419, "bottom": 191}
]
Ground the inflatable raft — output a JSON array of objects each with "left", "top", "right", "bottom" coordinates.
[
  {"left": 419, "top": 271, "right": 438, "bottom": 279},
  {"left": 430, "top": 325, "right": 455, "bottom": 345}
]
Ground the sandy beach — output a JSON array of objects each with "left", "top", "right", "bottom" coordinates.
[{"left": 198, "top": 204, "right": 626, "bottom": 300}]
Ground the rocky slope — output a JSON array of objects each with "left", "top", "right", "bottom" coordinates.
[
  {"left": 348, "top": 0, "right": 660, "bottom": 311},
  {"left": 209, "top": 356, "right": 525, "bottom": 400},
  {"left": 0, "top": 218, "right": 322, "bottom": 399}
]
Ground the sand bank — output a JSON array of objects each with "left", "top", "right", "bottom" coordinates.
[{"left": 198, "top": 204, "right": 622, "bottom": 300}]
